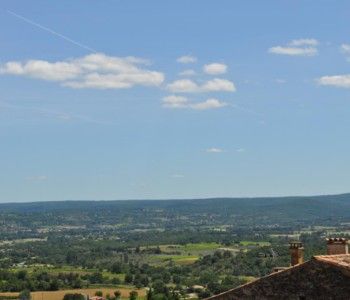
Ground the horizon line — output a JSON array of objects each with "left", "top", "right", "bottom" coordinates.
[{"left": 1, "top": 192, "right": 349, "bottom": 205}]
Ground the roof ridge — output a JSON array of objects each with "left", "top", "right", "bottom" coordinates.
[{"left": 204, "top": 261, "right": 311, "bottom": 299}]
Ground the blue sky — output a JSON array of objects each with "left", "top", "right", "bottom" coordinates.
[{"left": 1, "top": 1, "right": 350, "bottom": 202}]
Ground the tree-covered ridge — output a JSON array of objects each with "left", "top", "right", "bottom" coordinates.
[{"left": 2, "top": 193, "right": 350, "bottom": 229}]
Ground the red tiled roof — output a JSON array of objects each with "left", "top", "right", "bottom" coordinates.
[{"left": 314, "top": 254, "right": 350, "bottom": 270}]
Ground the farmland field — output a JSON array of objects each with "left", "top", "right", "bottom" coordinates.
[{"left": 0, "top": 287, "right": 145, "bottom": 300}]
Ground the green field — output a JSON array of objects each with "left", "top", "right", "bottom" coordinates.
[
  {"left": 239, "top": 241, "right": 271, "bottom": 247},
  {"left": 182, "top": 242, "right": 222, "bottom": 251},
  {"left": 12, "top": 265, "right": 126, "bottom": 281},
  {"left": 149, "top": 254, "right": 199, "bottom": 265}
]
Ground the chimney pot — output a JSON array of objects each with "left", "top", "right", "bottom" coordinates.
[
  {"left": 326, "top": 238, "right": 348, "bottom": 255},
  {"left": 289, "top": 241, "right": 304, "bottom": 266}
]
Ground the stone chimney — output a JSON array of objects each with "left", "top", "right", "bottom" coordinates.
[
  {"left": 326, "top": 238, "right": 348, "bottom": 255},
  {"left": 289, "top": 241, "right": 304, "bottom": 266}
]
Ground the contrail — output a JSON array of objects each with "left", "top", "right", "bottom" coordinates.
[
  {"left": 7, "top": 10, "right": 97, "bottom": 53},
  {"left": 0, "top": 101, "right": 117, "bottom": 125}
]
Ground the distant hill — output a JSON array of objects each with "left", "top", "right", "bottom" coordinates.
[{"left": 1, "top": 193, "right": 350, "bottom": 227}]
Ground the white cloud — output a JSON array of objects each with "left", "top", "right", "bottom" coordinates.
[
  {"left": 340, "top": 44, "right": 350, "bottom": 54},
  {"left": 269, "top": 39, "right": 319, "bottom": 56},
  {"left": 0, "top": 53, "right": 165, "bottom": 89},
  {"left": 236, "top": 148, "right": 245, "bottom": 153},
  {"left": 206, "top": 148, "right": 224, "bottom": 153},
  {"left": 190, "top": 98, "right": 228, "bottom": 110},
  {"left": 162, "top": 95, "right": 227, "bottom": 110},
  {"left": 1, "top": 60, "right": 80, "bottom": 81},
  {"left": 167, "top": 78, "right": 236, "bottom": 93},
  {"left": 317, "top": 74, "right": 350, "bottom": 88},
  {"left": 162, "top": 95, "right": 189, "bottom": 108},
  {"left": 269, "top": 46, "right": 317, "bottom": 56},
  {"left": 202, "top": 78, "right": 236, "bottom": 92},
  {"left": 177, "top": 55, "right": 197, "bottom": 64},
  {"left": 167, "top": 79, "right": 199, "bottom": 93},
  {"left": 179, "top": 69, "right": 196, "bottom": 76},
  {"left": 203, "top": 63, "right": 227, "bottom": 75}
]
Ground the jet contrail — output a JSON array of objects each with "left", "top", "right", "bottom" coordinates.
[
  {"left": 0, "top": 101, "right": 117, "bottom": 125},
  {"left": 7, "top": 10, "right": 97, "bottom": 53}
]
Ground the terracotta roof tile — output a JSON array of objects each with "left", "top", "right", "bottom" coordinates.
[{"left": 314, "top": 254, "right": 350, "bottom": 270}]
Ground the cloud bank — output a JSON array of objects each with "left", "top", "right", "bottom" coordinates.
[
  {"left": 0, "top": 53, "right": 165, "bottom": 89},
  {"left": 317, "top": 74, "right": 350, "bottom": 88},
  {"left": 177, "top": 55, "right": 197, "bottom": 64},
  {"left": 162, "top": 95, "right": 227, "bottom": 110},
  {"left": 167, "top": 78, "right": 236, "bottom": 93},
  {"left": 203, "top": 63, "right": 227, "bottom": 75},
  {"left": 269, "top": 38, "right": 319, "bottom": 56}
]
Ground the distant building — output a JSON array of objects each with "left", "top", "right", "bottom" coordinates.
[{"left": 206, "top": 238, "right": 350, "bottom": 299}]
